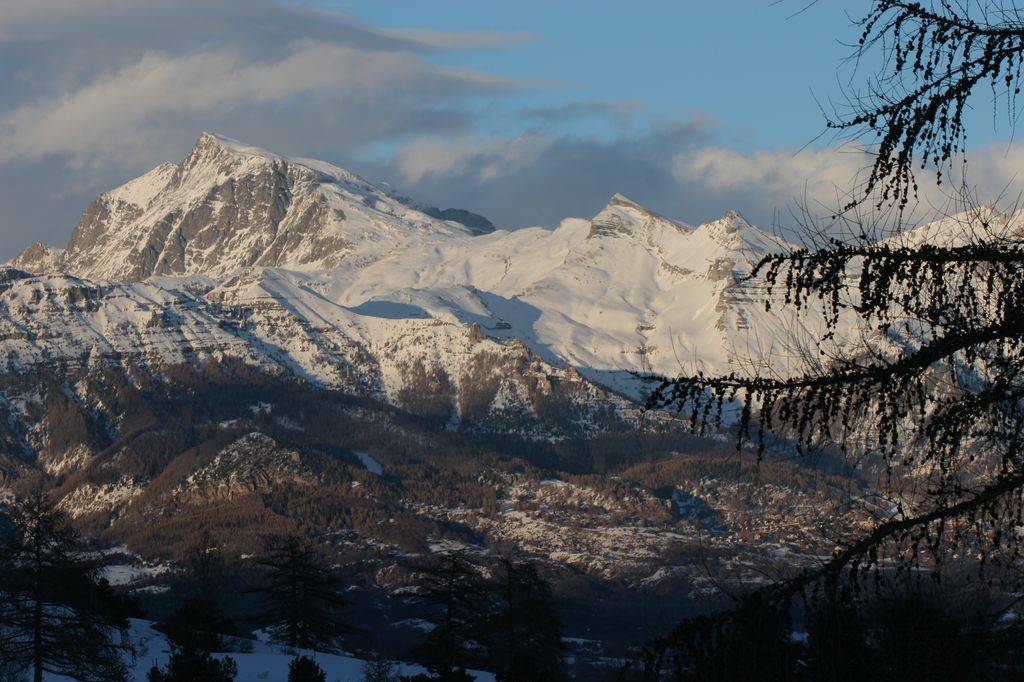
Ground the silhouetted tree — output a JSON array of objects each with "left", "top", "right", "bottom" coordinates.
[
  {"left": 806, "top": 580, "right": 1023, "bottom": 682},
  {"left": 361, "top": 657, "right": 399, "bottom": 682},
  {"left": 489, "top": 558, "right": 566, "bottom": 681},
  {"left": 288, "top": 654, "right": 326, "bottom": 682},
  {"left": 146, "top": 646, "right": 237, "bottom": 682},
  {"left": 869, "top": 585, "right": 1007, "bottom": 681},
  {"left": 160, "top": 533, "right": 236, "bottom": 653},
  {"left": 409, "top": 552, "right": 490, "bottom": 677},
  {"left": 251, "top": 533, "right": 356, "bottom": 652},
  {"left": 643, "top": 181, "right": 1024, "bottom": 675},
  {"left": 830, "top": 1, "right": 1024, "bottom": 210},
  {"left": 639, "top": 1, "right": 1024, "bottom": 676},
  {"left": 801, "top": 588, "right": 877, "bottom": 682},
  {"left": 646, "top": 593, "right": 798, "bottom": 682},
  {"left": 0, "top": 488, "right": 131, "bottom": 682}
]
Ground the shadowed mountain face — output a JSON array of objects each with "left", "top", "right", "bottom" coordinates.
[
  {"left": 2, "top": 358, "right": 864, "bottom": 633},
  {"left": 421, "top": 206, "right": 495, "bottom": 235}
]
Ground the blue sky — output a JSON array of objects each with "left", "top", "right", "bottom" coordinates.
[
  {"left": 0, "top": 0, "right": 1019, "bottom": 259},
  {"left": 334, "top": 0, "right": 864, "bottom": 151}
]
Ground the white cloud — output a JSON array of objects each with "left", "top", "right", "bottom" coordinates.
[
  {"left": 673, "top": 145, "right": 866, "bottom": 199},
  {"left": 0, "top": 41, "right": 518, "bottom": 167},
  {"left": 395, "top": 134, "right": 551, "bottom": 184},
  {"left": 373, "top": 119, "right": 714, "bottom": 229},
  {"left": 672, "top": 141, "right": 1024, "bottom": 221},
  {"left": 0, "top": 0, "right": 523, "bottom": 54},
  {"left": 3, "top": 0, "right": 1023, "bottom": 261},
  {"left": 379, "top": 28, "right": 535, "bottom": 50},
  {"left": 0, "top": 0, "right": 538, "bottom": 258},
  {"left": 379, "top": 126, "right": 1024, "bottom": 235}
]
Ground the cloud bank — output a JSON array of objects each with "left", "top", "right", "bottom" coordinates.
[
  {"left": 2, "top": 0, "right": 1022, "bottom": 260},
  {"left": 0, "top": 0, "right": 538, "bottom": 254},
  {"left": 377, "top": 122, "right": 873, "bottom": 233}
]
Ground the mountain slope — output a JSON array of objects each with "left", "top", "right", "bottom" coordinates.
[
  {"left": 15, "top": 133, "right": 479, "bottom": 281},
  {"left": 317, "top": 193, "right": 800, "bottom": 391},
  {"left": 10, "top": 133, "right": 811, "bottom": 397},
  {"left": 0, "top": 267, "right": 629, "bottom": 458}
]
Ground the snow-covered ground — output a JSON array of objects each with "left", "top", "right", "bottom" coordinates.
[
  {"left": 43, "top": 619, "right": 496, "bottom": 682},
  {"left": 101, "top": 563, "right": 170, "bottom": 587}
]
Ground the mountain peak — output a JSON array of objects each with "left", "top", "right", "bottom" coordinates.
[
  {"left": 709, "top": 210, "right": 752, "bottom": 234},
  {"left": 195, "top": 130, "right": 223, "bottom": 147},
  {"left": 588, "top": 193, "right": 688, "bottom": 240},
  {"left": 603, "top": 193, "right": 646, "bottom": 211},
  {"left": 39, "top": 134, "right": 488, "bottom": 281},
  {"left": 690, "top": 210, "right": 790, "bottom": 260},
  {"left": 193, "top": 131, "right": 276, "bottom": 159},
  {"left": 179, "top": 132, "right": 283, "bottom": 177},
  {"left": 9, "top": 241, "right": 67, "bottom": 274}
]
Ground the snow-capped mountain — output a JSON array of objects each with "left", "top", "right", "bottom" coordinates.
[
  {"left": 319, "top": 192, "right": 798, "bottom": 389},
  {"left": 14, "top": 133, "right": 483, "bottom": 281},
  {"left": 10, "top": 132, "right": 802, "bottom": 398}
]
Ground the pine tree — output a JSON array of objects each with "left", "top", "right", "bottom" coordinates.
[
  {"left": 0, "top": 488, "right": 131, "bottom": 682},
  {"left": 146, "top": 646, "right": 238, "bottom": 682},
  {"left": 360, "top": 657, "right": 399, "bottom": 682},
  {"left": 251, "top": 533, "right": 356, "bottom": 652},
  {"left": 828, "top": 1, "right": 1024, "bottom": 210},
  {"left": 638, "top": 1, "right": 1024, "bottom": 675},
  {"left": 490, "top": 559, "right": 566, "bottom": 682},
  {"left": 288, "top": 654, "right": 327, "bottom": 682},
  {"left": 161, "top": 597, "right": 236, "bottom": 653},
  {"left": 160, "top": 534, "right": 236, "bottom": 653},
  {"left": 409, "top": 551, "right": 490, "bottom": 677},
  {"left": 802, "top": 590, "right": 876, "bottom": 682}
]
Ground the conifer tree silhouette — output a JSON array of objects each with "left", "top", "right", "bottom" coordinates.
[{"left": 0, "top": 488, "right": 131, "bottom": 682}]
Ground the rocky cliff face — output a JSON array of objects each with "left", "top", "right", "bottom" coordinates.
[
  {"left": 9, "top": 242, "right": 67, "bottom": 274},
  {"left": 17, "top": 133, "right": 477, "bottom": 281}
]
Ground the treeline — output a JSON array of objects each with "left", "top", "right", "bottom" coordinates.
[
  {"left": 628, "top": 578, "right": 1024, "bottom": 681},
  {"left": 0, "top": 488, "right": 568, "bottom": 682},
  {"left": 0, "top": 488, "right": 135, "bottom": 681},
  {"left": 404, "top": 552, "right": 566, "bottom": 681}
]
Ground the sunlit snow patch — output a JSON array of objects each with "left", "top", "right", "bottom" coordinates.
[{"left": 353, "top": 450, "right": 383, "bottom": 475}]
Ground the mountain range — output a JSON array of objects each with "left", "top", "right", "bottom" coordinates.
[
  {"left": 0, "top": 133, "right": 875, "bottom": 655},
  {"left": 10, "top": 132, "right": 803, "bottom": 398}
]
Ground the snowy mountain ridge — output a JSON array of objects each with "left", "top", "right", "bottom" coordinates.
[
  {"left": 9, "top": 133, "right": 813, "bottom": 402},
  {"left": 14, "top": 133, "right": 480, "bottom": 282}
]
